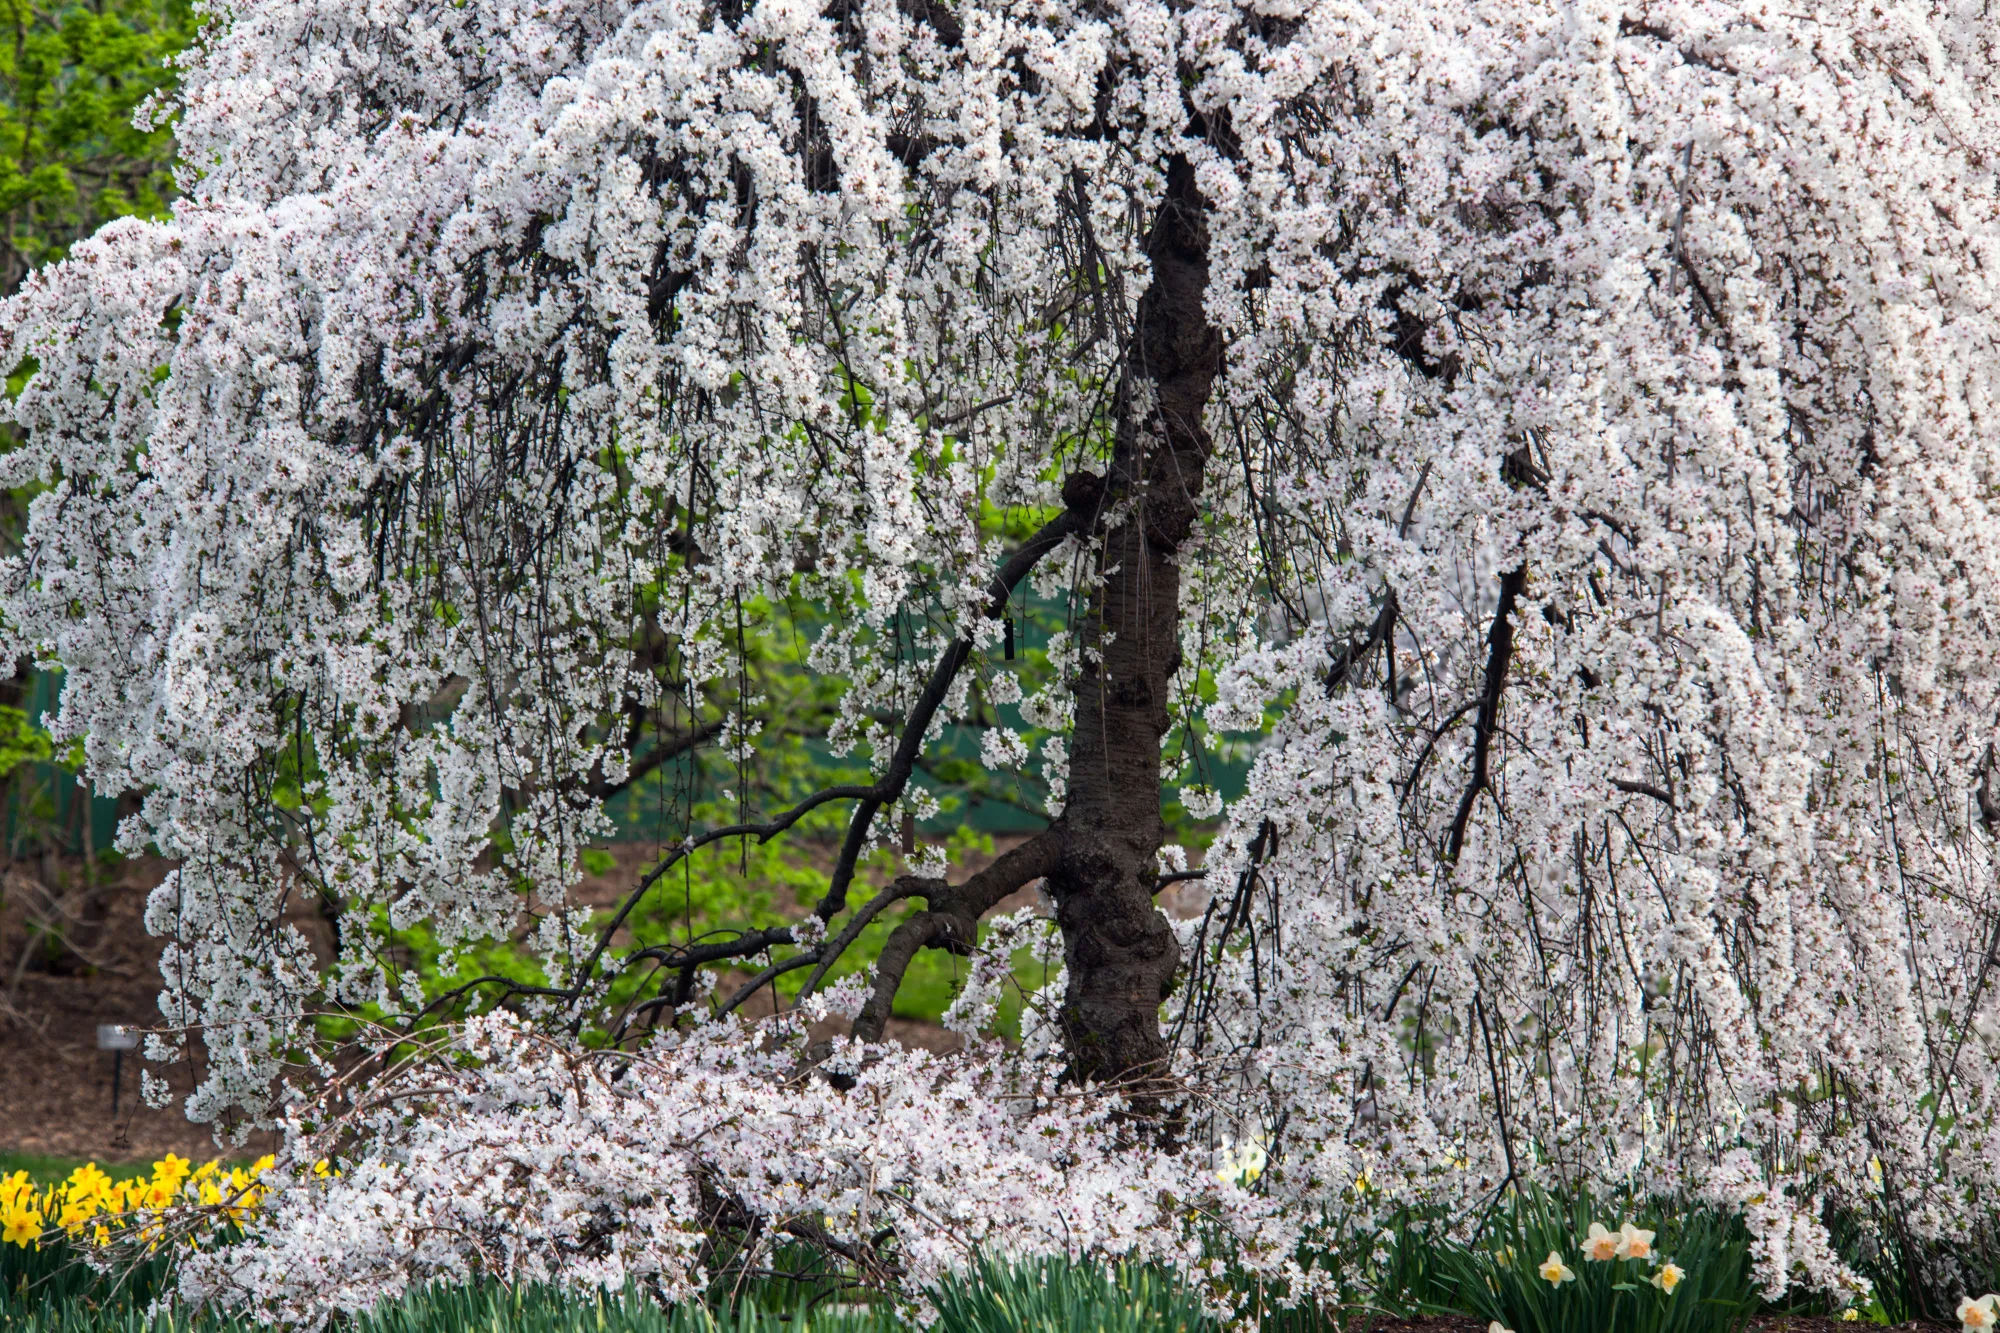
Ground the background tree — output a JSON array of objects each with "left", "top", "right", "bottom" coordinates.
[
  {"left": 0, "top": 0, "right": 188, "bottom": 997},
  {"left": 0, "top": 0, "right": 189, "bottom": 295},
  {"left": 0, "top": 0, "right": 1997, "bottom": 1311}
]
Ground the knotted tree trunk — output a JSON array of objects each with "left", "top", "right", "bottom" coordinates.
[
  {"left": 846, "top": 155, "right": 1218, "bottom": 1102},
  {"left": 1049, "top": 154, "right": 1220, "bottom": 1090}
]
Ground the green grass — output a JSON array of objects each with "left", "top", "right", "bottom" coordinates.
[
  {"left": 4, "top": 1279, "right": 896, "bottom": 1332},
  {"left": 0, "top": 1153, "right": 94, "bottom": 1185},
  {"left": 3, "top": 1249, "right": 1225, "bottom": 1333},
  {"left": 0, "top": 1153, "right": 267, "bottom": 1187}
]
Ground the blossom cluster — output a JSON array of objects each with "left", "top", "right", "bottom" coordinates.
[{"left": 176, "top": 1013, "right": 1284, "bottom": 1327}]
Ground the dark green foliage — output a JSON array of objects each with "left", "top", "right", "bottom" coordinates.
[
  {"left": 1, "top": 1253, "right": 1218, "bottom": 1333},
  {"left": 3, "top": 1239, "right": 175, "bottom": 1324},
  {"left": 3, "top": 1273, "right": 889, "bottom": 1332}
]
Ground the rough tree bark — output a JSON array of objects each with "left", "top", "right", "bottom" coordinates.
[{"left": 1049, "top": 153, "right": 1219, "bottom": 1089}]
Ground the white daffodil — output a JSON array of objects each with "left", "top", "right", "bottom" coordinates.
[
  {"left": 1489, "top": 1323, "right": 1515, "bottom": 1333},
  {"left": 1651, "top": 1263, "right": 1686, "bottom": 1294},
  {"left": 1212, "top": 1136, "right": 1268, "bottom": 1187},
  {"left": 1539, "top": 1251, "right": 1576, "bottom": 1286},
  {"left": 1961, "top": 1294, "right": 2000, "bottom": 1331},
  {"left": 1584, "top": 1222, "right": 1622, "bottom": 1262},
  {"left": 1618, "top": 1220, "right": 1656, "bottom": 1260}
]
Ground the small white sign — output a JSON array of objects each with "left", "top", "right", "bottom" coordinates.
[{"left": 96, "top": 1024, "right": 140, "bottom": 1051}]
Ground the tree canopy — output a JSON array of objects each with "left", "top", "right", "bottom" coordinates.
[{"left": 0, "top": 0, "right": 1996, "bottom": 1315}]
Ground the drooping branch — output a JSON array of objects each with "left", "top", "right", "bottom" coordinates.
[{"left": 1445, "top": 563, "right": 1527, "bottom": 862}]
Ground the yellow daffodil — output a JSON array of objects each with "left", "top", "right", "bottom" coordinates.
[
  {"left": 1961, "top": 1294, "right": 1999, "bottom": 1331},
  {"left": 1651, "top": 1262, "right": 1686, "bottom": 1294},
  {"left": 1842, "top": 1309, "right": 1859, "bottom": 1322},
  {"left": 2, "top": 1207, "right": 41, "bottom": 1248},
  {"left": 1539, "top": 1250, "right": 1576, "bottom": 1286},
  {"left": 0, "top": 1152, "right": 273, "bottom": 1255},
  {"left": 1618, "top": 1220, "right": 1656, "bottom": 1260},
  {"left": 1584, "top": 1222, "right": 1622, "bottom": 1262},
  {"left": 66, "top": 1164, "right": 111, "bottom": 1206}
]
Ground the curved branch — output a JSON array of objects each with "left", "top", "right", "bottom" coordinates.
[
  {"left": 849, "top": 828, "right": 1063, "bottom": 1043},
  {"left": 848, "top": 912, "right": 948, "bottom": 1044},
  {"left": 795, "top": 880, "right": 920, "bottom": 1001},
  {"left": 717, "top": 949, "right": 824, "bottom": 1018},
  {"left": 574, "top": 782, "right": 878, "bottom": 996}
]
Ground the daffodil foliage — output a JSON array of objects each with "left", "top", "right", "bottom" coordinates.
[{"left": 0, "top": 0, "right": 1997, "bottom": 1312}]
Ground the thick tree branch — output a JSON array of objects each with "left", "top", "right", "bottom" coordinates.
[
  {"left": 813, "top": 490, "right": 1094, "bottom": 919},
  {"left": 850, "top": 829, "right": 1063, "bottom": 1043}
]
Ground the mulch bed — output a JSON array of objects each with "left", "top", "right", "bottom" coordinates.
[
  {"left": 0, "top": 854, "right": 279, "bottom": 1164},
  {"left": 1749, "top": 1322, "right": 1953, "bottom": 1333},
  {"left": 1360, "top": 1312, "right": 1952, "bottom": 1320}
]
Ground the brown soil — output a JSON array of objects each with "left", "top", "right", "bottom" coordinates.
[
  {"left": 0, "top": 852, "right": 277, "bottom": 1165},
  {"left": 1752, "top": 1312, "right": 1952, "bottom": 1320}
]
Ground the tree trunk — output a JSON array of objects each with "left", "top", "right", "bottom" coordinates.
[{"left": 1049, "top": 155, "right": 1219, "bottom": 1091}]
